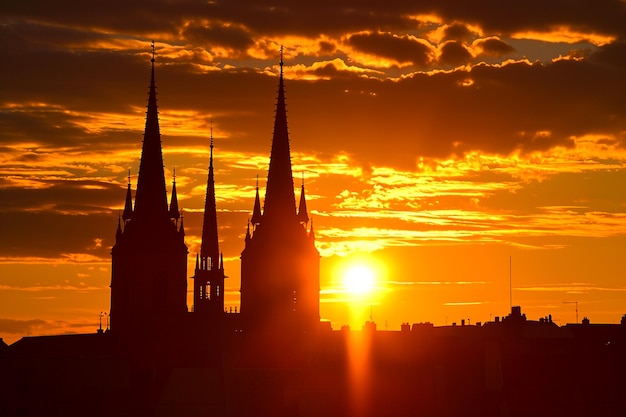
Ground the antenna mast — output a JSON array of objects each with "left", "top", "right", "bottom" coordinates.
[{"left": 563, "top": 301, "right": 579, "bottom": 323}]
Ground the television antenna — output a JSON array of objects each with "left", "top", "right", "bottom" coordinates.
[{"left": 563, "top": 301, "right": 579, "bottom": 323}]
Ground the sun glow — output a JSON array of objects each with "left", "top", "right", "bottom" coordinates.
[{"left": 344, "top": 265, "right": 376, "bottom": 295}]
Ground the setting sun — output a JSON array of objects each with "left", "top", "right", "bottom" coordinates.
[{"left": 344, "top": 265, "right": 376, "bottom": 295}]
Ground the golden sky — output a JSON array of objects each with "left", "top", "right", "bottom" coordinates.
[{"left": 2, "top": 0, "right": 626, "bottom": 343}]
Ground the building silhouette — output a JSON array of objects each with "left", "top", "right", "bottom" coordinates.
[
  {"left": 110, "top": 44, "right": 319, "bottom": 342},
  {"left": 240, "top": 53, "right": 320, "bottom": 336},
  {"left": 109, "top": 47, "right": 188, "bottom": 340},
  {"left": 193, "top": 127, "right": 226, "bottom": 318},
  {"left": 2, "top": 45, "right": 626, "bottom": 417}
]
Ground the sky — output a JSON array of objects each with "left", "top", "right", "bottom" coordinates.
[{"left": 2, "top": 0, "right": 626, "bottom": 343}]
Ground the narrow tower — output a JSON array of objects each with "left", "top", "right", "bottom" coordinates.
[
  {"left": 240, "top": 50, "right": 320, "bottom": 334},
  {"left": 110, "top": 42, "right": 188, "bottom": 337},
  {"left": 193, "top": 123, "right": 226, "bottom": 316}
]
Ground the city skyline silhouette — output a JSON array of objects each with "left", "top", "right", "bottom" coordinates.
[{"left": 2, "top": 2, "right": 626, "bottom": 347}]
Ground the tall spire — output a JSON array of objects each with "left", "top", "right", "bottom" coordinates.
[
  {"left": 133, "top": 40, "right": 168, "bottom": 220},
  {"left": 262, "top": 46, "right": 297, "bottom": 223},
  {"left": 200, "top": 121, "right": 219, "bottom": 264}
]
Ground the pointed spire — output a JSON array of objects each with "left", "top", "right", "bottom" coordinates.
[
  {"left": 245, "top": 219, "right": 251, "bottom": 241},
  {"left": 200, "top": 123, "right": 219, "bottom": 264},
  {"left": 116, "top": 215, "right": 123, "bottom": 241},
  {"left": 133, "top": 40, "right": 169, "bottom": 220},
  {"left": 297, "top": 172, "right": 309, "bottom": 225},
  {"left": 122, "top": 170, "right": 133, "bottom": 221},
  {"left": 309, "top": 218, "right": 315, "bottom": 241},
  {"left": 262, "top": 47, "right": 297, "bottom": 222},
  {"left": 220, "top": 252, "right": 224, "bottom": 270},
  {"left": 170, "top": 168, "right": 180, "bottom": 219},
  {"left": 178, "top": 211, "right": 185, "bottom": 238},
  {"left": 195, "top": 253, "right": 200, "bottom": 269},
  {"left": 251, "top": 175, "right": 262, "bottom": 226}
]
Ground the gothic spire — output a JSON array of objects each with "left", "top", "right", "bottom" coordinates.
[
  {"left": 169, "top": 168, "right": 180, "bottom": 220},
  {"left": 178, "top": 211, "right": 185, "bottom": 238},
  {"left": 251, "top": 175, "right": 262, "bottom": 226},
  {"left": 297, "top": 173, "right": 309, "bottom": 225},
  {"left": 133, "top": 40, "right": 169, "bottom": 220},
  {"left": 200, "top": 123, "right": 219, "bottom": 264},
  {"left": 309, "top": 218, "right": 315, "bottom": 241},
  {"left": 261, "top": 46, "right": 297, "bottom": 223},
  {"left": 116, "top": 215, "right": 123, "bottom": 241},
  {"left": 122, "top": 170, "right": 133, "bottom": 221}
]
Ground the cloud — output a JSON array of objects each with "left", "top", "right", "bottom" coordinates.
[
  {"left": 0, "top": 318, "right": 48, "bottom": 335},
  {"left": 438, "top": 40, "right": 473, "bottom": 66},
  {"left": 516, "top": 283, "right": 626, "bottom": 293},
  {"left": 346, "top": 32, "right": 435, "bottom": 67},
  {"left": 474, "top": 37, "right": 516, "bottom": 57}
]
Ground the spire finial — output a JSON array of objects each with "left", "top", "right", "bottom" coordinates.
[
  {"left": 127, "top": 169, "right": 131, "bottom": 185},
  {"left": 210, "top": 118, "right": 214, "bottom": 149},
  {"left": 151, "top": 40, "right": 155, "bottom": 63},
  {"left": 301, "top": 171, "right": 305, "bottom": 188},
  {"left": 280, "top": 45, "right": 284, "bottom": 77},
  {"left": 173, "top": 167, "right": 176, "bottom": 183},
  {"left": 256, "top": 174, "right": 259, "bottom": 189},
  {"left": 209, "top": 118, "right": 214, "bottom": 169}
]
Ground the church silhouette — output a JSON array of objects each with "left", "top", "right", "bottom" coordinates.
[
  {"left": 2, "top": 45, "right": 626, "bottom": 417},
  {"left": 111, "top": 43, "right": 320, "bottom": 343}
]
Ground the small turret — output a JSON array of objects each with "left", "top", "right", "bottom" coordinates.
[
  {"left": 309, "top": 218, "right": 315, "bottom": 241},
  {"left": 169, "top": 169, "right": 180, "bottom": 220},
  {"left": 297, "top": 174, "right": 309, "bottom": 225},
  {"left": 251, "top": 176, "right": 262, "bottom": 227},
  {"left": 178, "top": 212, "right": 185, "bottom": 239},
  {"left": 245, "top": 219, "right": 251, "bottom": 241},
  {"left": 122, "top": 170, "right": 133, "bottom": 222},
  {"left": 116, "top": 216, "right": 123, "bottom": 241}
]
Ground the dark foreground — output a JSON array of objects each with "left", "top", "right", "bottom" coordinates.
[{"left": 2, "top": 310, "right": 626, "bottom": 417}]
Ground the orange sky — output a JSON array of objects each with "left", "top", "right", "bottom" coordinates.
[{"left": 2, "top": 1, "right": 626, "bottom": 344}]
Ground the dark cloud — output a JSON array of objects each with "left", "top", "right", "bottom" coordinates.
[
  {"left": 0, "top": 179, "right": 123, "bottom": 212},
  {"left": 0, "top": 318, "right": 47, "bottom": 335},
  {"left": 0, "top": 180, "right": 126, "bottom": 259},
  {"left": 438, "top": 41, "right": 473, "bottom": 66},
  {"left": 318, "top": 41, "right": 337, "bottom": 55},
  {"left": 0, "top": 210, "right": 116, "bottom": 259},
  {"left": 347, "top": 32, "right": 434, "bottom": 67},
  {"left": 475, "top": 37, "right": 516, "bottom": 57},
  {"left": 280, "top": 42, "right": 626, "bottom": 167},
  {"left": 3, "top": 0, "right": 625, "bottom": 42},
  {"left": 441, "top": 22, "right": 476, "bottom": 42},
  {"left": 181, "top": 21, "right": 255, "bottom": 52},
  {"left": 0, "top": 106, "right": 103, "bottom": 148}
]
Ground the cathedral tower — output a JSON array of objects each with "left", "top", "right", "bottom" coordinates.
[
  {"left": 193, "top": 126, "right": 225, "bottom": 316},
  {"left": 240, "top": 52, "right": 320, "bottom": 334},
  {"left": 110, "top": 44, "right": 188, "bottom": 337}
]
